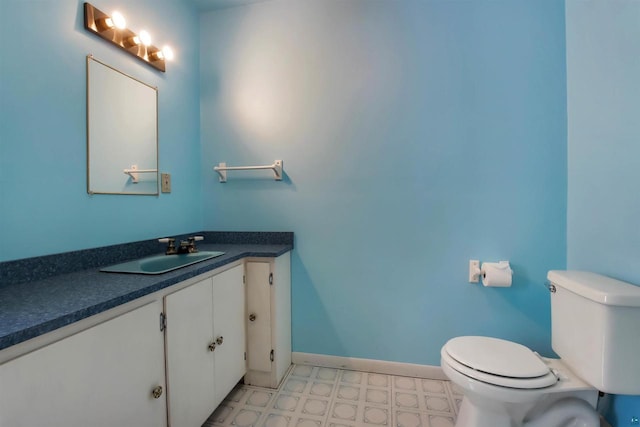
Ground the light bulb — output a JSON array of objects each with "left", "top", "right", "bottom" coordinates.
[
  {"left": 123, "top": 35, "right": 140, "bottom": 48},
  {"left": 111, "top": 11, "right": 126, "bottom": 29},
  {"left": 139, "top": 30, "right": 151, "bottom": 46},
  {"left": 150, "top": 50, "right": 164, "bottom": 61},
  {"left": 96, "top": 16, "right": 114, "bottom": 31},
  {"left": 162, "top": 45, "right": 174, "bottom": 61}
]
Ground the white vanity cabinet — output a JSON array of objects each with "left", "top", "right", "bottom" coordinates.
[
  {"left": 244, "top": 252, "right": 291, "bottom": 388},
  {"left": 0, "top": 249, "right": 291, "bottom": 426},
  {"left": 164, "top": 263, "right": 246, "bottom": 427},
  {"left": 0, "top": 300, "right": 167, "bottom": 427}
]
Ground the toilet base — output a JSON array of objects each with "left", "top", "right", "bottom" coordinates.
[
  {"left": 455, "top": 398, "right": 514, "bottom": 427},
  {"left": 455, "top": 394, "right": 601, "bottom": 427},
  {"left": 455, "top": 394, "right": 600, "bottom": 427},
  {"left": 442, "top": 356, "right": 599, "bottom": 427}
]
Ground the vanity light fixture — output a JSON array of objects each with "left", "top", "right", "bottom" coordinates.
[{"left": 83, "top": 3, "right": 173, "bottom": 72}]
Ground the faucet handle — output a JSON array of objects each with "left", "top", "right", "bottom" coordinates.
[
  {"left": 159, "top": 237, "right": 177, "bottom": 255},
  {"left": 185, "top": 235, "right": 203, "bottom": 253}
]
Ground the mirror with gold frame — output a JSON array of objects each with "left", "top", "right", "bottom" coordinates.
[{"left": 87, "top": 55, "right": 158, "bottom": 195}]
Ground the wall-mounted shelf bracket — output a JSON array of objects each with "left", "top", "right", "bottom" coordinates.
[{"left": 214, "top": 160, "right": 283, "bottom": 183}]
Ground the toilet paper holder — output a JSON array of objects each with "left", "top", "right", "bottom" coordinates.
[{"left": 469, "top": 260, "right": 512, "bottom": 284}]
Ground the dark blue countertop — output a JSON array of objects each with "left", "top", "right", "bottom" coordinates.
[{"left": 0, "top": 232, "right": 293, "bottom": 351}]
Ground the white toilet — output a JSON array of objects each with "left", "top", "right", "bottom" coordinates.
[{"left": 441, "top": 270, "right": 640, "bottom": 427}]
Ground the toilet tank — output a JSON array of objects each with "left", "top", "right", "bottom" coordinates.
[{"left": 548, "top": 271, "right": 640, "bottom": 394}]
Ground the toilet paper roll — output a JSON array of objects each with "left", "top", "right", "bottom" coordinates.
[{"left": 481, "top": 261, "right": 513, "bottom": 287}]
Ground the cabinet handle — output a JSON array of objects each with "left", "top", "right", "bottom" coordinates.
[
  {"left": 208, "top": 342, "right": 216, "bottom": 352},
  {"left": 216, "top": 336, "right": 224, "bottom": 345},
  {"left": 152, "top": 385, "right": 163, "bottom": 399},
  {"left": 249, "top": 313, "right": 256, "bottom": 322}
]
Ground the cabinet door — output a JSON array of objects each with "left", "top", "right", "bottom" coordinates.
[
  {"left": 273, "top": 252, "right": 292, "bottom": 384},
  {"left": 0, "top": 301, "right": 167, "bottom": 427},
  {"left": 246, "top": 261, "right": 273, "bottom": 373},
  {"left": 165, "top": 278, "right": 215, "bottom": 427},
  {"left": 212, "top": 264, "right": 246, "bottom": 406},
  {"left": 245, "top": 253, "right": 291, "bottom": 388}
]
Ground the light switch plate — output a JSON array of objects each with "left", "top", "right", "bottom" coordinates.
[{"left": 161, "top": 173, "right": 171, "bottom": 193}]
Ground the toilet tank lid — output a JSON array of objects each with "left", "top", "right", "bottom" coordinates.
[{"left": 547, "top": 271, "right": 640, "bottom": 307}]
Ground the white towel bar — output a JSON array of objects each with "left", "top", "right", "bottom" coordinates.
[
  {"left": 123, "top": 168, "right": 158, "bottom": 183},
  {"left": 214, "top": 160, "right": 283, "bottom": 183}
]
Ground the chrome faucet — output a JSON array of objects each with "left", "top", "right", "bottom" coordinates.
[
  {"left": 158, "top": 237, "right": 177, "bottom": 255},
  {"left": 158, "top": 236, "right": 204, "bottom": 255},
  {"left": 179, "top": 236, "right": 204, "bottom": 254}
]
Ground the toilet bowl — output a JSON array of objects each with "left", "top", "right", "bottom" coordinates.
[
  {"left": 440, "top": 271, "right": 640, "bottom": 427},
  {"left": 441, "top": 336, "right": 599, "bottom": 427}
]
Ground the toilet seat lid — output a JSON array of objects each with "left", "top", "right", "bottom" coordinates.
[{"left": 445, "top": 336, "right": 550, "bottom": 379}]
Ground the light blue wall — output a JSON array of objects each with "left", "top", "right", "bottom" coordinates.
[
  {"left": 2, "top": 0, "right": 634, "bottom": 422},
  {"left": 0, "top": 0, "right": 201, "bottom": 262},
  {"left": 566, "top": 1, "right": 640, "bottom": 425},
  {"left": 200, "top": 0, "right": 567, "bottom": 365}
]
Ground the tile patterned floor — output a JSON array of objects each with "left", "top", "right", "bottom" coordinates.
[{"left": 203, "top": 365, "right": 462, "bottom": 427}]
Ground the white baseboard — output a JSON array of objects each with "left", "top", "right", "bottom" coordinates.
[{"left": 292, "top": 352, "right": 447, "bottom": 381}]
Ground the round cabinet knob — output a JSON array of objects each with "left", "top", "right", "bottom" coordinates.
[
  {"left": 208, "top": 342, "right": 216, "bottom": 352},
  {"left": 249, "top": 313, "right": 256, "bottom": 322},
  {"left": 216, "top": 336, "right": 224, "bottom": 345},
  {"left": 152, "top": 385, "right": 163, "bottom": 399}
]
